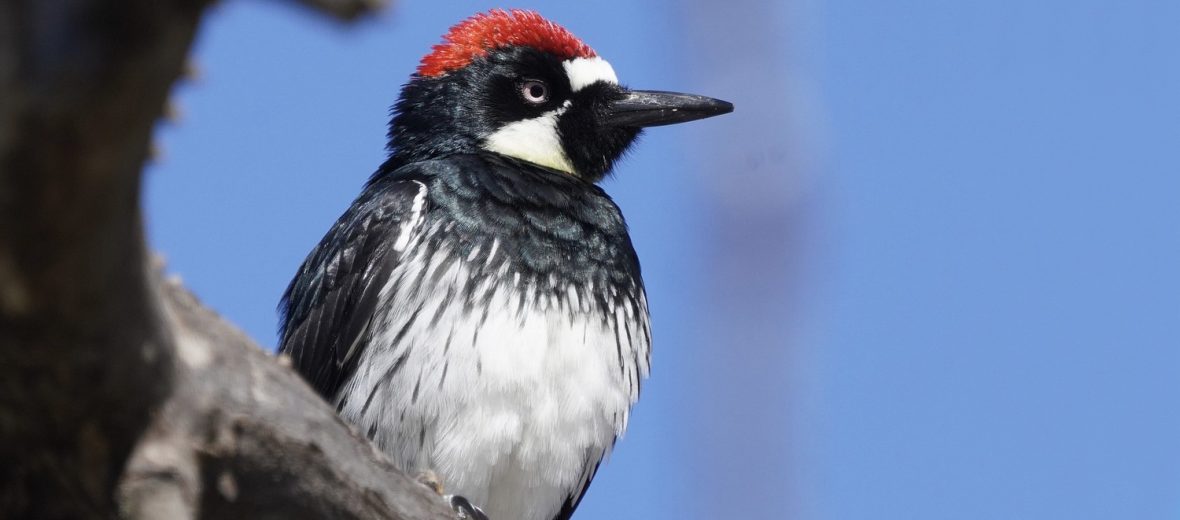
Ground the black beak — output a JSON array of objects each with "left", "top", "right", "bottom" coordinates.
[{"left": 606, "top": 89, "right": 734, "bottom": 128}]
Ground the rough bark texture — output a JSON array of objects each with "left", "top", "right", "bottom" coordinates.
[{"left": 0, "top": 0, "right": 454, "bottom": 518}]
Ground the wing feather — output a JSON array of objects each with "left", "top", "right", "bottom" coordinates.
[
  {"left": 553, "top": 455, "right": 605, "bottom": 520},
  {"left": 278, "top": 176, "right": 428, "bottom": 400}
]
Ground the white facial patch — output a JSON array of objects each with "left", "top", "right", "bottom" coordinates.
[
  {"left": 482, "top": 103, "right": 576, "bottom": 175},
  {"left": 563, "top": 56, "right": 619, "bottom": 92}
]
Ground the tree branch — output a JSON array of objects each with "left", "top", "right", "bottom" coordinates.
[
  {"left": 0, "top": 0, "right": 451, "bottom": 518},
  {"left": 118, "top": 273, "right": 455, "bottom": 519},
  {"left": 291, "top": 0, "right": 388, "bottom": 21}
]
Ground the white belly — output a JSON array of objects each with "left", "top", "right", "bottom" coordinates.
[{"left": 336, "top": 251, "right": 648, "bottom": 520}]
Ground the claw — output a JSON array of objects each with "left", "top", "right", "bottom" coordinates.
[
  {"left": 446, "top": 494, "right": 489, "bottom": 520},
  {"left": 414, "top": 469, "right": 487, "bottom": 519}
]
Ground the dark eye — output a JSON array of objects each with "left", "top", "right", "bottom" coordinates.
[{"left": 520, "top": 80, "right": 549, "bottom": 105}]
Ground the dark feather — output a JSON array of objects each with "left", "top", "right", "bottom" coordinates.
[
  {"left": 553, "top": 456, "right": 605, "bottom": 520},
  {"left": 277, "top": 173, "right": 428, "bottom": 400}
]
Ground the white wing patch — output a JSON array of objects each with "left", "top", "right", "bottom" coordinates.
[
  {"left": 392, "top": 180, "right": 428, "bottom": 252},
  {"left": 563, "top": 56, "right": 619, "bottom": 92},
  {"left": 481, "top": 104, "right": 575, "bottom": 175}
]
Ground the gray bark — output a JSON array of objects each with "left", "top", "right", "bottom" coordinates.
[{"left": 0, "top": 0, "right": 454, "bottom": 518}]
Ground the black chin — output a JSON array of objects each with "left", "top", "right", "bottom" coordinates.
[
  {"left": 556, "top": 83, "right": 732, "bottom": 182},
  {"left": 557, "top": 82, "right": 642, "bottom": 182}
]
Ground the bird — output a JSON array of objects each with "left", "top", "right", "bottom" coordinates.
[{"left": 277, "top": 9, "right": 732, "bottom": 520}]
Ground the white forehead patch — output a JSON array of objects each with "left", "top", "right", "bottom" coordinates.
[
  {"left": 564, "top": 56, "right": 619, "bottom": 92},
  {"left": 482, "top": 103, "right": 576, "bottom": 175}
]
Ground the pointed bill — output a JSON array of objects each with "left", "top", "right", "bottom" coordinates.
[{"left": 605, "top": 90, "right": 733, "bottom": 128}]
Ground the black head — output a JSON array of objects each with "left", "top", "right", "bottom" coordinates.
[{"left": 383, "top": 10, "right": 733, "bottom": 183}]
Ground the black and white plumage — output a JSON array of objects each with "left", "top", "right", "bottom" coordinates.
[
  {"left": 281, "top": 155, "right": 649, "bottom": 519},
  {"left": 278, "top": 10, "right": 730, "bottom": 520}
]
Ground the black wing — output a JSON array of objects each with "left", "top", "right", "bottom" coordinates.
[
  {"left": 278, "top": 176, "right": 428, "bottom": 400},
  {"left": 553, "top": 450, "right": 608, "bottom": 520}
]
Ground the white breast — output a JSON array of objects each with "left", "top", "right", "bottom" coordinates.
[{"left": 335, "top": 238, "right": 650, "bottom": 520}]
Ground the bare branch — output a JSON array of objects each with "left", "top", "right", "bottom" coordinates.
[
  {"left": 137, "top": 275, "right": 454, "bottom": 519},
  {"left": 289, "top": 0, "right": 388, "bottom": 21}
]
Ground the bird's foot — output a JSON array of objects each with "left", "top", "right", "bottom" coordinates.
[
  {"left": 415, "top": 469, "right": 446, "bottom": 495},
  {"left": 415, "top": 470, "right": 489, "bottom": 519},
  {"left": 445, "top": 494, "right": 490, "bottom": 520}
]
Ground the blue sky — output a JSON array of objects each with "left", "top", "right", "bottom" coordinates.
[
  {"left": 816, "top": 1, "right": 1180, "bottom": 518},
  {"left": 147, "top": 1, "right": 1180, "bottom": 518}
]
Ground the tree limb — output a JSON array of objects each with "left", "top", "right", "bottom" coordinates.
[
  {"left": 0, "top": 0, "right": 451, "bottom": 518},
  {"left": 291, "top": 0, "right": 388, "bottom": 21},
  {"left": 117, "top": 272, "right": 455, "bottom": 519}
]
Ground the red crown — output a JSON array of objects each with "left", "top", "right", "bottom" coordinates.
[{"left": 417, "top": 9, "right": 597, "bottom": 78}]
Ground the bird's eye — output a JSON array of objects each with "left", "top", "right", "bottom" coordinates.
[{"left": 520, "top": 80, "right": 549, "bottom": 105}]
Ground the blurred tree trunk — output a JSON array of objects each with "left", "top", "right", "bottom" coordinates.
[
  {"left": 0, "top": 0, "right": 453, "bottom": 518},
  {"left": 679, "top": 0, "right": 817, "bottom": 516}
]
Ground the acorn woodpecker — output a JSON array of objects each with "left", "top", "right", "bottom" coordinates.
[{"left": 278, "top": 9, "right": 732, "bottom": 520}]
